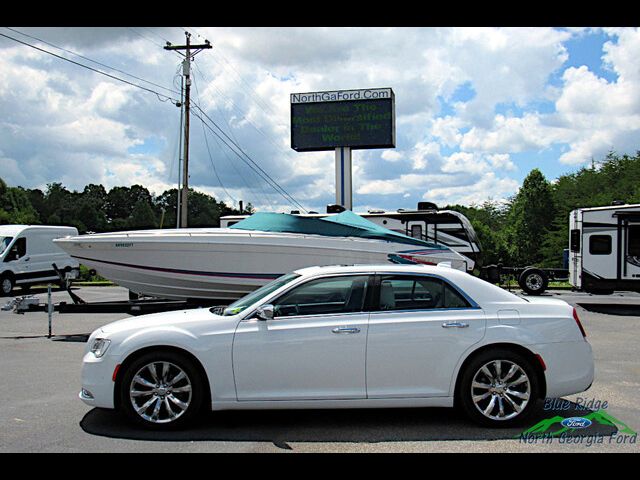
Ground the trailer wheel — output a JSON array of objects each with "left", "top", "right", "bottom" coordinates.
[{"left": 518, "top": 268, "right": 548, "bottom": 295}]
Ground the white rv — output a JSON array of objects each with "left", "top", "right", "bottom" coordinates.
[
  {"left": 569, "top": 203, "right": 640, "bottom": 294},
  {"left": 0, "top": 225, "right": 80, "bottom": 295}
]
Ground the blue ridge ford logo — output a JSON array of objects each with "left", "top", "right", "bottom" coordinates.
[{"left": 561, "top": 417, "right": 593, "bottom": 429}]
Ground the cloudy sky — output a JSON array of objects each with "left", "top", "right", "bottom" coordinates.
[{"left": 1, "top": 27, "right": 639, "bottom": 214}]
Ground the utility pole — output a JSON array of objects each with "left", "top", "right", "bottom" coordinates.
[{"left": 165, "top": 32, "right": 212, "bottom": 228}]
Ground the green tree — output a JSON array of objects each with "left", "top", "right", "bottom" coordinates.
[
  {"left": 128, "top": 200, "right": 157, "bottom": 229},
  {"left": 0, "top": 178, "right": 39, "bottom": 225},
  {"left": 504, "top": 169, "right": 554, "bottom": 266}
]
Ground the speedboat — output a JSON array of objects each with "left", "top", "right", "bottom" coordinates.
[{"left": 54, "top": 211, "right": 473, "bottom": 301}]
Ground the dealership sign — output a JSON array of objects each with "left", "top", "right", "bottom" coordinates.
[{"left": 290, "top": 88, "right": 395, "bottom": 152}]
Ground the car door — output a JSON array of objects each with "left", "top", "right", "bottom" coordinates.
[
  {"left": 366, "top": 273, "right": 486, "bottom": 398},
  {"left": 3, "top": 237, "right": 29, "bottom": 280},
  {"left": 233, "top": 274, "right": 372, "bottom": 401}
]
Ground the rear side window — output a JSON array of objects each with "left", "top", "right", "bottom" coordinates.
[
  {"left": 377, "top": 275, "right": 472, "bottom": 311},
  {"left": 444, "top": 283, "right": 470, "bottom": 308},
  {"left": 589, "top": 235, "right": 612, "bottom": 255}
]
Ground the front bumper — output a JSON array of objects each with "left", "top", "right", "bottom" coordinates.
[{"left": 79, "top": 351, "right": 118, "bottom": 409}]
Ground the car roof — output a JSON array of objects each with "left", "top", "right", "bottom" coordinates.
[
  {"left": 291, "top": 263, "right": 524, "bottom": 305},
  {"left": 293, "top": 264, "right": 462, "bottom": 277}
]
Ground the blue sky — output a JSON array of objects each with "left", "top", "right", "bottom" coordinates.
[{"left": 1, "top": 27, "right": 639, "bottom": 213}]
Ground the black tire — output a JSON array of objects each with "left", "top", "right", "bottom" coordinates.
[
  {"left": 1, "top": 273, "right": 15, "bottom": 296},
  {"left": 457, "top": 348, "right": 541, "bottom": 428},
  {"left": 518, "top": 268, "right": 548, "bottom": 295},
  {"left": 119, "top": 351, "right": 204, "bottom": 430}
]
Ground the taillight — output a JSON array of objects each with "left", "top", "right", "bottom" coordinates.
[{"left": 573, "top": 308, "right": 587, "bottom": 338}]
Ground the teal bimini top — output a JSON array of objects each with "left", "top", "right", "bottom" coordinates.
[{"left": 229, "top": 210, "right": 447, "bottom": 250}]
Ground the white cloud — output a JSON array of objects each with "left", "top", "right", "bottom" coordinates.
[
  {"left": 1, "top": 26, "right": 639, "bottom": 214},
  {"left": 422, "top": 172, "right": 519, "bottom": 206}
]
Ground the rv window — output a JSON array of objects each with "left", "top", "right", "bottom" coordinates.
[
  {"left": 629, "top": 225, "right": 640, "bottom": 256},
  {"left": 589, "top": 235, "right": 612, "bottom": 255},
  {"left": 570, "top": 229, "right": 580, "bottom": 252},
  {"left": 410, "top": 224, "right": 423, "bottom": 239}
]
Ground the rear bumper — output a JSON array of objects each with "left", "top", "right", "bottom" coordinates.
[{"left": 531, "top": 340, "right": 594, "bottom": 398}]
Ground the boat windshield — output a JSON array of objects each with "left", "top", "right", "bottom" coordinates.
[
  {"left": 221, "top": 273, "right": 301, "bottom": 316},
  {"left": 0, "top": 237, "right": 13, "bottom": 256}
]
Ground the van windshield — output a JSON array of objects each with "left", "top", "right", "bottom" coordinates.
[
  {"left": 0, "top": 237, "right": 13, "bottom": 256},
  {"left": 220, "top": 273, "right": 301, "bottom": 316}
]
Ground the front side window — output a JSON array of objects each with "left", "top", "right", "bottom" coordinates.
[
  {"left": 272, "top": 275, "right": 369, "bottom": 317},
  {"left": 3, "top": 237, "right": 26, "bottom": 262},
  {"left": 222, "top": 273, "right": 300, "bottom": 316},
  {"left": 0, "top": 237, "right": 13, "bottom": 256},
  {"left": 377, "top": 275, "right": 472, "bottom": 311}
]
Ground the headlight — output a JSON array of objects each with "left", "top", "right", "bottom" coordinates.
[{"left": 90, "top": 338, "right": 111, "bottom": 358}]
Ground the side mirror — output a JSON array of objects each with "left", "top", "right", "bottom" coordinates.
[{"left": 255, "top": 304, "right": 274, "bottom": 321}]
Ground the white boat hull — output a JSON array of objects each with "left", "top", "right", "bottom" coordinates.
[{"left": 54, "top": 228, "right": 471, "bottom": 301}]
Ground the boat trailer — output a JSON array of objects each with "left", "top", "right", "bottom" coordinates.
[{"left": 2, "top": 264, "right": 217, "bottom": 316}]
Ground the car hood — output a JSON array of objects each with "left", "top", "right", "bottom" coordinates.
[{"left": 98, "top": 308, "right": 226, "bottom": 337}]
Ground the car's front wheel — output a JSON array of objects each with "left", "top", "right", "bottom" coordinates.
[
  {"left": 119, "top": 351, "right": 204, "bottom": 429},
  {"left": 458, "top": 349, "right": 541, "bottom": 427}
]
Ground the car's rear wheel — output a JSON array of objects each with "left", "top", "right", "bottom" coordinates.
[
  {"left": 458, "top": 349, "right": 541, "bottom": 427},
  {"left": 120, "top": 351, "right": 204, "bottom": 429}
]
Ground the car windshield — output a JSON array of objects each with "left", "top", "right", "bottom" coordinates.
[
  {"left": 0, "top": 237, "right": 13, "bottom": 256},
  {"left": 220, "top": 273, "right": 301, "bottom": 316}
]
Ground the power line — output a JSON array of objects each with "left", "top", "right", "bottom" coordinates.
[
  {"left": 1, "top": 27, "right": 307, "bottom": 212},
  {"left": 191, "top": 73, "right": 239, "bottom": 207},
  {"left": 191, "top": 64, "right": 273, "bottom": 205},
  {"left": 191, "top": 103, "right": 307, "bottom": 212},
  {"left": 0, "top": 30, "right": 181, "bottom": 105}
]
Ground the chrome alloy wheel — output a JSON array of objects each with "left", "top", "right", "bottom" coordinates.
[
  {"left": 470, "top": 360, "right": 531, "bottom": 421},
  {"left": 129, "top": 361, "right": 193, "bottom": 424}
]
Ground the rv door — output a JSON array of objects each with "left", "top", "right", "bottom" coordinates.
[{"left": 622, "top": 221, "right": 640, "bottom": 281}]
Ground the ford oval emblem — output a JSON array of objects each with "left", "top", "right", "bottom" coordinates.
[{"left": 561, "top": 417, "right": 593, "bottom": 429}]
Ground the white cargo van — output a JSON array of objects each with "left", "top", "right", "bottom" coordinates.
[{"left": 0, "top": 225, "right": 80, "bottom": 295}]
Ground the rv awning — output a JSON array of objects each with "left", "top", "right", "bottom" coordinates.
[{"left": 229, "top": 210, "right": 447, "bottom": 249}]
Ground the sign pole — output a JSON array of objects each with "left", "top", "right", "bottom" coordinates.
[{"left": 335, "top": 147, "right": 352, "bottom": 211}]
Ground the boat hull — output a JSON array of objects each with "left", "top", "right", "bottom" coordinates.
[{"left": 55, "top": 228, "right": 469, "bottom": 301}]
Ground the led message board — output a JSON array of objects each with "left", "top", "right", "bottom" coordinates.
[{"left": 291, "top": 88, "right": 395, "bottom": 152}]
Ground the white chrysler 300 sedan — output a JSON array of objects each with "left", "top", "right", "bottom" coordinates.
[{"left": 80, "top": 264, "right": 594, "bottom": 429}]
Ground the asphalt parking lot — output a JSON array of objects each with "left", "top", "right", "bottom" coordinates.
[{"left": 1, "top": 286, "right": 638, "bottom": 453}]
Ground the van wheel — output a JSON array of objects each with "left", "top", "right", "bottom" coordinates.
[{"left": 1, "top": 274, "right": 15, "bottom": 296}]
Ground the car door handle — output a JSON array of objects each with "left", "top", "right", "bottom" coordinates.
[
  {"left": 332, "top": 326, "right": 361, "bottom": 334},
  {"left": 23, "top": 257, "right": 30, "bottom": 262},
  {"left": 442, "top": 322, "right": 469, "bottom": 328}
]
